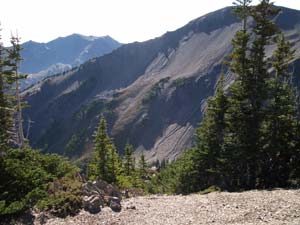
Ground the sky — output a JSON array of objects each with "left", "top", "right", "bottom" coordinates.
[{"left": 1, "top": 0, "right": 300, "bottom": 46}]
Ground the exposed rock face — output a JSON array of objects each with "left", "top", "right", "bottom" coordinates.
[{"left": 24, "top": 6, "right": 300, "bottom": 162}]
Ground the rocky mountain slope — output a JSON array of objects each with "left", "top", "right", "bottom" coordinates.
[
  {"left": 42, "top": 189, "right": 300, "bottom": 225},
  {"left": 24, "top": 6, "right": 300, "bottom": 162},
  {"left": 20, "top": 34, "right": 121, "bottom": 89}
]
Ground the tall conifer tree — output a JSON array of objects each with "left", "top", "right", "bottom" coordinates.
[
  {"left": 0, "top": 31, "right": 12, "bottom": 152},
  {"left": 106, "top": 139, "right": 120, "bottom": 183},
  {"left": 0, "top": 32, "right": 25, "bottom": 151},
  {"left": 88, "top": 116, "right": 121, "bottom": 182},
  {"left": 260, "top": 34, "right": 296, "bottom": 187},
  {"left": 196, "top": 73, "right": 228, "bottom": 187},
  {"left": 88, "top": 117, "right": 110, "bottom": 181},
  {"left": 223, "top": 0, "right": 252, "bottom": 189},
  {"left": 123, "top": 143, "right": 135, "bottom": 176},
  {"left": 224, "top": 0, "right": 279, "bottom": 189},
  {"left": 6, "top": 35, "right": 27, "bottom": 149},
  {"left": 138, "top": 152, "right": 148, "bottom": 178}
]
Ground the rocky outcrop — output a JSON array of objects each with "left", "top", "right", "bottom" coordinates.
[
  {"left": 109, "top": 197, "right": 122, "bottom": 212},
  {"left": 82, "top": 180, "right": 122, "bottom": 213},
  {"left": 82, "top": 195, "right": 103, "bottom": 214}
]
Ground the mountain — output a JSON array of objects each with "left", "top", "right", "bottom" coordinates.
[
  {"left": 20, "top": 34, "right": 121, "bottom": 88},
  {"left": 24, "top": 6, "right": 300, "bottom": 162}
]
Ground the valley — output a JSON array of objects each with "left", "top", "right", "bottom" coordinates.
[
  {"left": 23, "top": 6, "right": 300, "bottom": 162},
  {"left": 1, "top": 1, "right": 300, "bottom": 224}
]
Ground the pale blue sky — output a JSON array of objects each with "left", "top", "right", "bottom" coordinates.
[{"left": 1, "top": 0, "right": 299, "bottom": 46}]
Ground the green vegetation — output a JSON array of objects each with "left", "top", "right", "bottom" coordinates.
[
  {"left": 0, "top": 149, "right": 81, "bottom": 216},
  {"left": 0, "top": 31, "right": 82, "bottom": 219},
  {"left": 36, "top": 177, "right": 82, "bottom": 217},
  {"left": 0, "top": 34, "right": 26, "bottom": 151},
  {"left": 149, "top": 0, "right": 300, "bottom": 194},
  {"left": 1, "top": 0, "right": 300, "bottom": 220},
  {"left": 123, "top": 143, "right": 135, "bottom": 176},
  {"left": 87, "top": 117, "right": 119, "bottom": 182},
  {"left": 138, "top": 152, "right": 148, "bottom": 178},
  {"left": 199, "top": 185, "right": 221, "bottom": 195},
  {"left": 147, "top": 149, "right": 202, "bottom": 194},
  {"left": 75, "top": 99, "right": 117, "bottom": 122},
  {"left": 75, "top": 100, "right": 106, "bottom": 121},
  {"left": 65, "top": 129, "right": 87, "bottom": 156},
  {"left": 87, "top": 117, "right": 151, "bottom": 190},
  {"left": 142, "top": 77, "right": 170, "bottom": 104}
]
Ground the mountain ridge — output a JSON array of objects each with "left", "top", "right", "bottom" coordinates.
[
  {"left": 19, "top": 34, "right": 121, "bottom": 89},
  {"left": 24, "top": 6, "right": 300, "bottom": 162}
]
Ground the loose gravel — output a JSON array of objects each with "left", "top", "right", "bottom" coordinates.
[{"left": 43, "top": 189, "right": 300, "bottom": 225}]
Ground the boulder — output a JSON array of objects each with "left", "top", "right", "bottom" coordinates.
[
  {"left": 82, "top": 179, "right": 122, "bottom": 214},
  {"left": 106, "top": 184, "right": 122, "bottom": 201},
  {"left": 82, "top": 181, "right": 104, "bottom": 197},
  {"left": 93, "top": 180, "right": 122, "bottom": 201},
  {"left": 93, "top": 179, "right": 108, "bottom": 190},
  {"left": 109, "top": 197, "right": 122, "bottom": 212},
  {"left": 108, "top": 196, "right": 121, "bottom": 204},
  {"left": 82, "top": 195, "right": 103, "bottom": 214}
]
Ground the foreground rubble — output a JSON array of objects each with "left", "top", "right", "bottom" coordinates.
[{"left": 43, "top": 189, "right": 300, "bottom": 225}]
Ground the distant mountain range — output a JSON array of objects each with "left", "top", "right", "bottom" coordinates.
[
  {"left": 20, "top": 34, "right": 121, "bottom": 89},
  {"left": 24, "top": 6, "right": 300, "bottom": 162}
]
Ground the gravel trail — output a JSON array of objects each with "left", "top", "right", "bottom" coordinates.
[{"left": 44, "top": 189, "right": 300, "bottom": 225}]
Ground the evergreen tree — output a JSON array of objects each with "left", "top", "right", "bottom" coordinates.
[
  {"left": 7, "top": 35, "right": 27, "bottom": 149},
  {"left": 87, "top": 116, "right": 121, "bottom": 183},
  {"left": 196, "top": 73, "right": 228, "bottom": 188},
  {"left": 259, "top": 34, "right": 296, "bottom": 187},
  {"left": 106, "top": 139, "right": 120, "bottom": 183},
  {"left": 0, "top": 32, "right": 12, "bottom": 153},
  {"left": 88, "top": 117, "right": 110, "bottom": 181},
  {"left": 160, "top": 159, "right": 167, "bottom": 170},
  {"left": 123, "top": 143, "right": 135, "bottom": 176},
  {"left": 155, "top": 0, "right": 300, "bottom": 194},
  {"left": 224, "top": 0, "right": 279, "bottom": 189},
  {"left": 138, "top": 152, "right": 148, "bottom": 178},
  {"left": 222, "top": 0, "right": 253, "bottom": 189},
  {"left": 233, "top": 0, "right": 252, "bottom": 31},
  {"left": 0, "top": 31, "right": 27, "bottom": 152}
]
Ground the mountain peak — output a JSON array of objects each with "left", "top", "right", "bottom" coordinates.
[
  {"left": 68, "top": 33, "right": 103, "bottom": 41},
  {"left": 20, "top": 33, "right": 121, "bottom": 75}
]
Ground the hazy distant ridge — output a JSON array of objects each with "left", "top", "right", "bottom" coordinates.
[{"left": 20, "top": 34, "right": 121, "bottom": 88}]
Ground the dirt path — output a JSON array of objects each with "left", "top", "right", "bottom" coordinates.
[{"left": 44, "top": 189, "right": 300, "bottom": 225}]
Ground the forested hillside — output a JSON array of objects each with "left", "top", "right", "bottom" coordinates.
[
  {"left": 23, "top": 5, "right": 300, "bottom": 163},
  {"left": 0, "top": 0, "right": 300, "bottom": 224}
]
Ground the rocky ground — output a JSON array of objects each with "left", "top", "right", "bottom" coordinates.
[{"left": 41, "top": 189, "right": 300, "bottom": 225}]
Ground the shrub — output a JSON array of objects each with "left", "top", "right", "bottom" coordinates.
[
  {"left": 0, "top": 148, "right": 81, "bottom": 217},
  {"left": 36, "top": 177, "right": 82, "bottom": 217}
]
